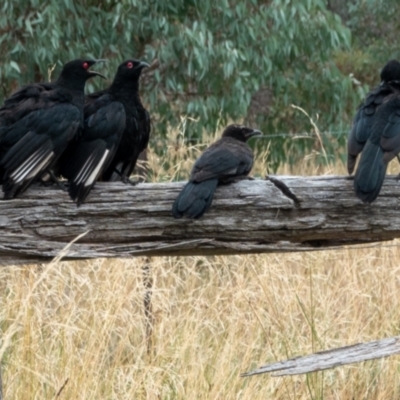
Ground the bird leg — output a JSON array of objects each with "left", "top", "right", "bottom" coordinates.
[
  {"left": 112, "top": 168, "right": 138, "bottom": 185},
  {"left": 121, "top": 175, "right": 138, "bottom": 186},
  {"left": 38, "top": 170, "right": 68, "bottom": 191}
]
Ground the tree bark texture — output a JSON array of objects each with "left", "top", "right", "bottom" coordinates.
[{"left": 1, "top": 175, "right": 400, "bottom": 265}]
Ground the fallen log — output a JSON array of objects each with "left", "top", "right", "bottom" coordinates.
[{"left": 1, "top": 175, "right": 400, "bottom": 265}]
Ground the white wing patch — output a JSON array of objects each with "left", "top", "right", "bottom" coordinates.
[
  {"left": 73, "top": 149, "right": 110, "bottom": 187},
  {"left": 85, "top": 150, "right": 109, "bottom": 187},
  {"left": 10, "top": 148, "right": 54, "bottom": 183},
  {"left": 74, "top": 154, "right": 95, "bottom": 184}
]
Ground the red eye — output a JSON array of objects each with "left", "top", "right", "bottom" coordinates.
[
  {"left": 127, "top": 62, "right": 134, "bottom": 69},
  {"left": 83, "top": 62, "right": 89, "bottom": 69}
]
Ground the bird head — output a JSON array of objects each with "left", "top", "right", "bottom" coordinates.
[
  {"left": 59, "top": 59, "right": 107, "bottom": 83},
  {"left": 380, "top": 59, "right": 400, "bottom": 84},
  {"left": 117, "top": 59, "right": 150, "bottom": 80},
  {"left": 221, "top": 124, "right": 262, "bottom": 142}
]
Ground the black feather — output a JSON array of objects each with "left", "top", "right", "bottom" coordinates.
[
  {"left": 172, "top": 124, "right": 259, "bottom": 219},
  {"left": 0, "top": 59, "right": 103, "bottom": 198},
  {"left": 172, "top": 179, "right": 218, "bottom": 219},
  {"left": 348, "top": 59, "right": 400, "bottom": 174},
  {"left": 353, "top": 93, "right": 400, "bottom": 203},
  {"left": 99, "top": 59, "right": 151, "bottom": 183},
  {"left": 354, "top": 140, "right": 386, "bottom": 203}
]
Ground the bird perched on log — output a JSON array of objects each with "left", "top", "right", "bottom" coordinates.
[
  {"left": 172, "top": 124, "right": 261, "bottom": 219},
  {"left": 0, "top": 59, "right": 106, "bottom": 199},
  {"left": 56, "top": 59, "right": 149, "bottom": 205},
  {"left": 354, "top": 91, "right": 400, "bottom": 203},
  {"left": 97, "top": 59, "right": 150, "bottom": 184},
  {"left": 348, "top": 59, "right": 400, "bottom": 174}
]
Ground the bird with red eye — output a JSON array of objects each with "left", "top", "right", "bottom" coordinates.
[
  {"left": 0, "top": 59, "right": 107, "bottom": 199},
  {"left": 54, "top": 58, "right": 151, "bottom": 205},
  {"left": 99, "top": 59, "right": 151, "bottom": 184}
]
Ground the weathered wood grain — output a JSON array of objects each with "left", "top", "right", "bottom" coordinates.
[
  {"left": 1, "top": 175, "right": 400, "bottom": 265},
  {"left": 242, "top": 336, "right": 400, "bottom": 377}
]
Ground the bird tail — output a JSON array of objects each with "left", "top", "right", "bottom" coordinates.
[
  {"left": 172, "top": 179, "right": 218, "bottom": 219},
  {"left": 354, "top": 140, "right": 387, "bottom": 203}
]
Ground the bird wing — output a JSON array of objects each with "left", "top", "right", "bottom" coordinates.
[
  {"left": 84, "top": 96, "right": 126, "bottom": 142},
  {"left": 348, "top": 86, "right": 389, "bottom": 157},
  {"left": 0, "top": 84, "right": 73, "bottom": 152},
  {"left": 190, "top": 139, "right": 253, "bottom": 182},
  {"left": 103, "top": 106, "right": 150, "bottom": 182},
  {"left": 379, "top": 104, "right": 400, "bottom": 162},
  {"left": 1, "top": 103, "right": 80, "bottom": 198},
  {"left": 119, "top": 107, "right": 150, "bottom": 177},
  {"left": 65, "top": 99, "right": 126, "bottom": 204},
  {"left": 0, "top": 83, "right": 70, "bottom": 128}
]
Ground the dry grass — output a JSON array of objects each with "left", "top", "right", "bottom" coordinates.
[{"left": 2, "top": 123, "right": 400, "bottom": 399}]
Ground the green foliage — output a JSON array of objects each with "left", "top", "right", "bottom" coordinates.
[
  {"left": 333, "top": 0, "right": 400, "bottom": 90},
  {"left": 0, "top": 0, "right": 371, "bottom": 168}
]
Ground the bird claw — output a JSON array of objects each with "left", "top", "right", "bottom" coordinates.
[
  {"left": 38, "top": 174, "right": 68, "bottom": 191},
  {"left": 121, "top": 176, "right": 138, "bottom": 186}
]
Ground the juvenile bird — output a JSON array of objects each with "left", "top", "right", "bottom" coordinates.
[
  {"left": 172, "top": 124, "right": 261, "bottom": 219},
  {"left": 0, "top": 59, "right": 105, "bottom": 199}
]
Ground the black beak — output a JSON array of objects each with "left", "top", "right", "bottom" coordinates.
[
  {"left": 89, "top": 59, "right": 108, "bottom": 79},
  {"left": 137, "top": 61, "right": 150, "bottom": 70},
  {"left": 247, "top": 129, "right": 263, "bottom": 138}
]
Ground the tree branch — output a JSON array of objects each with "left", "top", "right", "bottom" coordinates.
[
  {"left": 1, "top": 175, "right": 400, "bottom": 266},
  {"left": 242, "top": 336, "right": 400, "bottom": 377}
]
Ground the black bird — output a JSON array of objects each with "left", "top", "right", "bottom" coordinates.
[
  {"left": 172, "top": 124, "right": 261, "bottom": 219},
  {"left": 56, "top": 60, "right": 150, "bottom": 205},
  {"left": 354, "top": 92, "right": 400, "bottom": 203},
  {"left": 0, "top": 59, "right": 105, "bottom": 199},
  {"left": 98, "top": 59, "right": 150, "bottom": 184},
  {"left": 348, "top": 59, "right": 400, "bottom": 174}
]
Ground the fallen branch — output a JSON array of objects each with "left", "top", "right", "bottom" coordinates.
[
  {"left": 242, "top": 336, "right": 400, "bottom": 377},
  {"left": 1, "top": 175, "right": 400, "bottom": 265}
]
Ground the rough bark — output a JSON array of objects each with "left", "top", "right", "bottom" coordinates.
[
  {"left": 1, "top": 175, "right": 400, "bottom": 265},
  {"left": 242, "top": 336, "right": 400, "bottom": 377}
]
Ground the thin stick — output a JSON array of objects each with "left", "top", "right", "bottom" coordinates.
[
  {"left": 54, "top": 378, "right": 69, "bottom": 399},
  {"left": 0, "top": 360, "right": 3, "bottom": 400},
  {"left": 142, "top": 257, "right": 154, "bottom": 355}
]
